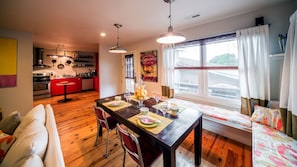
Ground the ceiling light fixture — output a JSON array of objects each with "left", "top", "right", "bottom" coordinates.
[
  {"left": 156, "top": 0, "right": 186, "bottom": 44},
  {"left": 109, "top": 23, "right": 127, "bottom": 54}
]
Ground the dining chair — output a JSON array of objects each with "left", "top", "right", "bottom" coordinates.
[
  {"left": 93, "top": 106, "right": 118, "bottom": 158},
  {"left": 116, "top": 124, "right": 162, "bottom": 167}
]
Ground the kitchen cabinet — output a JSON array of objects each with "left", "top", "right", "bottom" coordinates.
[
  {"left": 51, "top": 77, "right": 82, "bottom": 96},
  {"left": 93, "top": 76, "right": 99, "bottom": 92}
]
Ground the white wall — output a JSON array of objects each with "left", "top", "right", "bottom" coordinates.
[
  {"left": 0, "top": 29, "right": 33, "bottom": 117},
  {"left": 124, "top": 39, "right": 163, "bottom": 95},
  {"left": 126, "top": 1, "right": 295, "bottom": 101},
  {"left": 99, "top": 44, "right": 122, "bottom": 98}
]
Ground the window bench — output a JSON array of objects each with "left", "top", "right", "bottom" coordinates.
[{"left": 167, "top": 98, "right": 252, "bottom": 146}]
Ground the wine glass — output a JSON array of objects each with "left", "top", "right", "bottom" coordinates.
[
  {"left": 159, "top": 108, "right": 167, "bottom": 117},
  {"left": 159, "top": 102, "right": 169, "bottom": 117},
  {"left": 153, "top": 93, "right": 161, "bottom": 104},
  {"left": 124, "top": 92, "right": 131, "bottom": 102}
]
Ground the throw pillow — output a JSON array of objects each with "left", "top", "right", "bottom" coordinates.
[
  {"left": 1, "top": 120, "right": 48, "bottom": 167},
  {"left": 0, "top": 111, "right": 20, "bottom": 135},
  {"left": 0, "top": 130, "right": 16, "bottom": 162},
  {"left": 251, "top": 105, "right": 283, "bottom": 132},
  {"left": 13, "top": 104, "right": 45, "bottom": 138}
]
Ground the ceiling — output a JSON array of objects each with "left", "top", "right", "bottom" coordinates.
[{"left": 0, "top": 0, "right": 291, "bottom": 52}]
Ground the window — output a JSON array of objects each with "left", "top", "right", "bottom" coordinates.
[
  {"left": 125, "top": 54, "right": 134, "bottom": 93},
  {"left": 173, "top": 33, "right": 240, "bottom": 101}
]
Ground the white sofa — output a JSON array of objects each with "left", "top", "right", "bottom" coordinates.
[{"left": 0, "top": 104, "right": 65, "bottom": 167}]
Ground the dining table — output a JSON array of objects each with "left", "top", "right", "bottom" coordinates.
[
  {"left": 56, "top": 81, "right": 75, "bottom": 103},
  {"left": 95, "top": 94, "right": 203, "bottom": 167}
]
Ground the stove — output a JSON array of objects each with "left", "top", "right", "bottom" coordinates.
[{"left": 33, "top": 73, "right": 51, "bottom": 100}]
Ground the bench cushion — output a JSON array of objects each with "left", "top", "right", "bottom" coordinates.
[
  {"left": 252, "top": 122, "right": 297, "bottom": 166},
  {"left": 168, "top": 99, "right": 251, "bottom": 128}
]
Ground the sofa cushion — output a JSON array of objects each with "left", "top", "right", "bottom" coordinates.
[
  {"left": 19, "top": 154, "right": 44, "bottom": 167},
  {"left": 0, "top": 120, "right": 48, "bottom": 167},
  {"left": 0, "top": 110, "right": 20, "bottom": 135},
  {"left": 13, "top": 104, "right": 46, "bottom": 138},
  {"left": 251, "top": 105, "right": 283, "bottom": 131},
  {"left": 0, "top": 130, "right": 16, "bottom": 162},
  {"left": 44, "top": 104, "right": 65, "bottom": 167}
]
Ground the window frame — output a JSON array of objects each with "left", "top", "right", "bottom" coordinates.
[{"left": 173, "top": 33, "right": 240, "bottom": 109}]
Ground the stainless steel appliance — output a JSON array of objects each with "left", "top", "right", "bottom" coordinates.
[
  {"left": 33, "top": 73, "right": 51, "bottom": 100},
  {"left": 82, "top": 77, "right": 93, "bottom": 91}
]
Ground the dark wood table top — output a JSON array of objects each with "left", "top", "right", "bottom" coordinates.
[{"left": 95, "top": 94, "right": 203, "bottom": 151}]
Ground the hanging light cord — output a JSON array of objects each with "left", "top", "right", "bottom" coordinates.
[
  {"left": 168, "top": 0, "right": 173, "bottom": 32},
  {"left": 116, "top": 25, "right": 120, "bottom": 47},
  {"left": 114, "top": 23, "right": 122, "bottom": 47},
  {"left": 169, "top": 0, "right": 172, "bottom": 27}
]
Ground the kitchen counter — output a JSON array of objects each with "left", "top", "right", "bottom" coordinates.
[{"left": 50, "top": 77, "right": 82, "bottom": 96}]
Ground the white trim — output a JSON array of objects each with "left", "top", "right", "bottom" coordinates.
[{"left": 175, "top": 92, "right": 241, "bottom": 111}]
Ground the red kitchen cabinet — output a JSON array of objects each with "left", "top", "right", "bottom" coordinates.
[
  {"left": 93, "top": 76, "right": 99, "bottom": 92},
  {"left": 51, "top": 77, "right": 82, "bottom": 96}
]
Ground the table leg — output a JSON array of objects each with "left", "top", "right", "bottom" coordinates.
[
  {"left": 194, "top": 117, "right": 202, "bottom": 166},
  {"left": 163, "top": 148, "right": 176, "bottom": 167},
  {"left": 58, "top": 85, "right": 72, "bottom": 103},
  {"left": 63, "top": 85, "right": 67, "bottom": 101},
  {"left": 99, "top": 125, "right": 102, "bottom": 137}
]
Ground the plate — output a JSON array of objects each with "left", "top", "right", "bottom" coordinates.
[
  {"left": 136, "top": 119, "right": 159, "bottom": 128},
  {"left": 138, "top": 116, "right": 155, "bottom": 125},
  {"left": 108, "top": 101, "right": 124, "bottom": 107}
]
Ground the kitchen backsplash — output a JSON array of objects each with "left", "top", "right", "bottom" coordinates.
[{"left": 33, "top": 49, "right": 97, "bottom": 78}]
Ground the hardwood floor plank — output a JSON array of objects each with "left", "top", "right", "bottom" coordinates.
[{"left": 34, "top": 91, "right": 252, "bottom": 167}]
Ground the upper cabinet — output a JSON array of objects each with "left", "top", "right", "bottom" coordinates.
[{"left": 73, "top": 52, "right": 96, "bottom": 68}]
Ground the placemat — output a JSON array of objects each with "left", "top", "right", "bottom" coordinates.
[
  {"left": 128, "top": 112, "right": 173, "bottom": 134},
  {"left": 102, "top": 100, "right": 132, "bottom": 111},
  {"left": 152, "top": 101, "right": 186, "bottom": 116}
]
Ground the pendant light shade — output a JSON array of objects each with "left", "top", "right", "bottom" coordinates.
[
  {"left": 156, "top": 0, "right": 186, "bottom": 44},
  {"left": 109, "top": 23, "right": 127, "bottom": 53}
]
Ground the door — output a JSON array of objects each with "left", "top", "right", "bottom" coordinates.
[{"left": 123, "top": 53, "right": 136, "bottom": 93}]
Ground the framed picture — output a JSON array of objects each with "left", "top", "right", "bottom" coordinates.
[
  {"left": 0, "top": 38, "right": 17, "bottom": 88},
  {"left": 140, "top": 50, "right": 158, "bottom": 82}
]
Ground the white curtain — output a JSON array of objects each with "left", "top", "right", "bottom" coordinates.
[
  {"left": 279, "top": 10, "right": 297, "bottom": 139},
  {"left": 162, "top": 45, "right": 175, "bottom": 88},
  {"left": 236, "top": 25, "right": 270, "bottom": 115}
]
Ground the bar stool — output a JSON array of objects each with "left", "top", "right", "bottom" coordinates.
[{"left": 93, "top": 106, "right": 117, "bottom": 158}]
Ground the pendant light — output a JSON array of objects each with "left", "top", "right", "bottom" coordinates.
[
  {"left": 109, "top": 23, "right": 127, "bottom": 53},
  {"left": 156, "top": 0, "right": 186, "bottom": 44}
]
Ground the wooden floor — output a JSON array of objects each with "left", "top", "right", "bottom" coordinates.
[{"left": 34, "top": 91, "right": 252, "bottom": 167}]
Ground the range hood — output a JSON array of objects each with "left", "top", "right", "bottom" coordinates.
[{"left": 33, "top": 48, "right": 51, "bottom": 70}]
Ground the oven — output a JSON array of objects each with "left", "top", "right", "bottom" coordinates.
[{"left": 33, "top": 73, "right": 51, "bottom": 100}]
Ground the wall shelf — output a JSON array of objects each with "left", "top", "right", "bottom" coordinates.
[{"left": 73, "top": 53, "right": 95, "bottom": 68}]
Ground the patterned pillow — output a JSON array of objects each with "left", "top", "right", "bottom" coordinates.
[
  {"left": 251, "top": 105, "right": 283, "bottom": 132},
  {"left": 0, "top": 130, "right": 16, "bottom": 162}
]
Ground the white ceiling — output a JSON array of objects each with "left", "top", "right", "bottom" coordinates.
[{"left": 0, "top": 0, "right": 291, "bottom": 51}]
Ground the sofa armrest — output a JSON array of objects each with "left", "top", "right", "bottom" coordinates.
[{"left": 44, "top": 104, "right": 65, "bottom": 167}]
